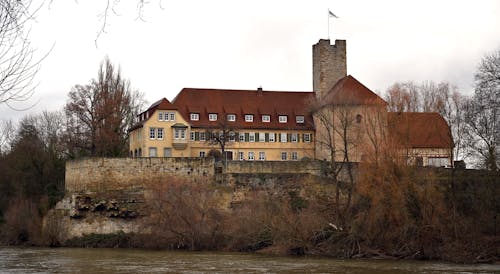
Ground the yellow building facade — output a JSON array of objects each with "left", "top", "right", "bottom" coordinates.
[{"left": 129, "top": 39, "right": 453, "bottom": 166}]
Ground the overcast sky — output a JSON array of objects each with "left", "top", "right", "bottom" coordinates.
[{"left": 1, "top": 0, "right": 500, "bottom": 121}]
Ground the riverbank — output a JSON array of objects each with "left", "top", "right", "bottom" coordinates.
[{"left": 2, "top": 246, "right": 499, "bottom": 273}]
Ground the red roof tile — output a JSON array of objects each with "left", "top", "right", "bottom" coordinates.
[
  {"left": 324, "top": 75, "right": 387, "bottom": 106},
  {"left": 172, "top": 88, "right": 315, "bottom": 130},
  {"left": 388, "top": 112, "right": 453, "bottom": 149}
]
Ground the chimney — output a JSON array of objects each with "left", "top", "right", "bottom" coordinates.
[{"left": 257, "top": 86, "right": 263, "bottom": 96}]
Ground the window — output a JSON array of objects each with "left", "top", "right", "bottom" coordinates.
[
  {"left": 200, "top": 132, "right": 206, "bottom": 141},
  {"left": 291, "top": 152, "right": 298, "bottom": 161},
  {"left": 190, "top": 132, "right": 195, "bottom": 141},
  {"left": 199, "top": 151, "right": 206, "bottom": 157},
  {"left": 229, "top": 132, "right": 235, "bottom": 142},
  {"left": 158, "top": 112, "right": 164, "bottom": 121},
  {"left": 227, "top": 114, "right": 236, "bottom": 122},
  {"left": 296, "top": 115, "right": 305, "bottom": 123},
  {"left": 281, "top": 152, "right": 287, "bottom": 161},
  {"left": 149, "top": 147, "right": 157, "bottom": 157},
  {"left": 209, "top": 113, "right": 218, "bottom": 121},
  {"left": 259, "top": 132, "right": 265, "bottom": 142},
  {"left": 245, "top": 114, "right": 253, "bottom": 122},
  {"left": 303, "top": 133, "right": 311, "bottom": 143},
  {"left": 239, "top": 133, "right": 245, "bottom": 142},
  {"left": 157, "top": 128, "right": 164, "bottom": 139},
  {"left": 279, "top": 115, "right": 287, "bottom": 123},
  {"left": 248, "top": 152, "right": 255, "bottom": 160},
  {"left": 238, "top": 152, "right": 244, "bottom": 161},
  {"left": 149, "top": 128, "right": 156, "bottom": 139},
  {"left": 259, "top": 152, "right": 266, "bottom": 161},
  {"left": 249, "top": 132, "right": 255, "bottom": 142},
  {"left": 269, "top": 133, "right": 275, "bottom": 142},
  {"left": 291, "top": 133, "right": 298, "bottom": 143},
  {"left": 280, "top": 133, "right": 287, "bottom": 143},
  {"left": 169, "top": 112, "right": 176, "bottom": 121},
  {"left": 164, "top": 148, "right": 172, "bottom": 157},
  {"left": 356, "top": 114, "right": 362, "bottom": 124},
  {"left": 190, "top": 113, "right": 199, "bottom": 121},
  {"left": 428, "top": 157, "right": 449, "bottom": 167},
  {"left": 262, "top": 115, "right": 270, "bottom": 122},
  {"left": 174, "top": 128, "right": 186, "bottom": 139}
]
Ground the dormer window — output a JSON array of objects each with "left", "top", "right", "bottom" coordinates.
[
  {"left": 227, "top": 114, "right": 236, "bottom": 122},
  {"left": 296, "top": 115, "right": 305, "bottom": 123},
  {"left": 190, "top": 113, "right": 199, "bottom": 121},
  {"left": 245, "top": 114, "right": 254, "bottom": 122},
  {"left": 209, "top": 113, "right": 218, "bottom": 121},
  {"left": 279, "top": 115, "right": 287, "bottom": 123},
  {"left": 262, "top": 115, "right": 270, "bottom": 123}
]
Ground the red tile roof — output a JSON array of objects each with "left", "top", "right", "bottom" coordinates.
[
  {"left": 388, "top": 112, "right": 453, "bottom": 149},
  {"left": 324, "top": 75, "right": 387, "bottom": 106},
  {"left": 172, "top": 88, "right": 315, "bottom": 130}
]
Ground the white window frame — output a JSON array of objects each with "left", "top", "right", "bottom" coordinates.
[
  {"left": 229, "top": 132, "right": 235, "bottom": 142},
  {"left": 245, "top": 114, "right": 254, "bottom": 122},
  {"left": 279, "top": 115, "right": 287, "bottom": 123},
  {"left": 259, "top": 152, "right": 265, "bottom": 161},
  {"left": 190, "top": 132, "right": 195, "bottom": 141},
  {"left": 296, "top": 115, "right": 305, "bottom": 123},
  {"left": 149, "top": 147, "right": 157, "bottom": 157},
  {"left": 291, "top": 133, "right": 298, "bottom": 143},
  {"left": 280, "top": 133, "right": 287, "bottom": 143},
  {"left": 158, "top": 112, "right": 164, "bottom": 121},
  {"left": 259, "top": 132, "right": 266, "bottom": 142},
  {"left": 157, "top": 128, "right": 164, "bottom": 140},
  {"left": 238, "top": 152, "right": 244, "bottom": 161},
  {"left": 304, "top": 133, "right": 311, "bottom": 143},
  {"left": 291, "top": 152, "right": 298, "bottom": 161},
  {"left": 190, "top": 113, "right": 199, "bottom": 121},
  {"left": 149, "top": 128, "right": 156, "bottom": 139},
  {"left": 281, "top": 152, "right": 287, "bottom": 161},
  {"left": 262, "top": 115, "right": 270, "bottom": 123},
  {"left": 269, "top": 133, "right": 275, "bottom": 142},
  {"left": 248, "top": 152, "right": 255, "bottom": 161},
  {"left": 169, "top": 112, "right": 175, "bottom": 121},
  {"left": 249, "top": 132, "right": 255, "bottom": 142},
  {"left": 199, "top": 132, "right": 206, "bottom": 141},
  {"left": 209, "top": 113, "right": 218, "bottom": 121},
  {"left": 227, "top": 114, "right": 236, "bottom": 122},
  {"left": 199, "top": 151, "right": 206, "bottom": 157},
  {"left": 174, "top": 128, "right": 186, "bottom": 140}
]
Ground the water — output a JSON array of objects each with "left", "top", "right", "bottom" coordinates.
[{"left": 0, "top": 247, "right": 498, "bottom": 273}]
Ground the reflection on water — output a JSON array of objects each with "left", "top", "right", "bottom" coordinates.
[{"left": 0, "top": 247, "right": 498, "bottom": 273}]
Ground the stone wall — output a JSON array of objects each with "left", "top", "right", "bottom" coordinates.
[
  {"left": 224, "top": 160, "right": 322, "bottom": 176},
  {"left": 65, "top": 157, "right": 215, "bottom": 192}
]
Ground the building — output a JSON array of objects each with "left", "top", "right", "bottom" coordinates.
[{"left": 129, "top": 39, "right": 453, "bottom": 166}]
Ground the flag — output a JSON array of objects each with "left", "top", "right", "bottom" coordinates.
[{"left": 328, "top": 10, "right": 338, "bottom": 18}]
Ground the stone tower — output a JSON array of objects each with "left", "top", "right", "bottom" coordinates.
[
  {"left": 312, "top": 39, "right": 347, "bottom": 161},
  {"left": 312, "top": 39, "right": 347, "bottom": 99}
]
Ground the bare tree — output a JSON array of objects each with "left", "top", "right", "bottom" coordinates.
[
  {"left": 463, "top": 50, "right": 500, "bottom": 170},
  {"left": 0, "top": 0, "right": 46, "bottom": 108},
  {"left": 64, "top": 57, "right": 145, "bottom": 158},
  {"left": 205, "top": 119, "right": 237, "bottom": 165},
  {"left": 311, "top": 99, "right": 363, "bottom": 226},
  {"left": 385, "top": 82, "right": 420, "bottom": 112},
  {"left": 0, "top": 119, "right": 14, "bottom": 154}
]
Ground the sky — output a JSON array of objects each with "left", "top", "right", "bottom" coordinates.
[{"left": 1, "top": 0, "right": 500, "bottom": 121}]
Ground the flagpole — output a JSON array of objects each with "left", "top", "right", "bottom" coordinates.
[{"left": 327, "top": 9, "right": 330, "bottom": 39}]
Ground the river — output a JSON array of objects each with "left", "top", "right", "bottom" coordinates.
[{"left": 0, "top": 247, "right": 498, "bottom": 273}]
